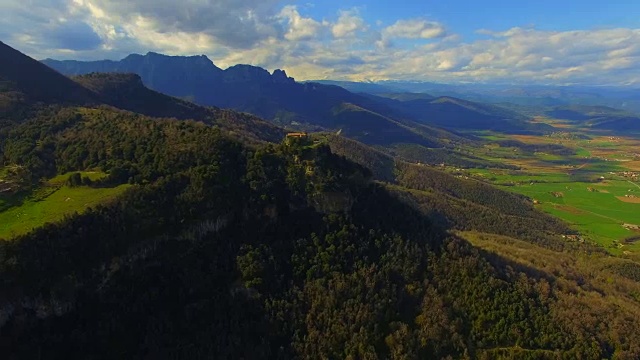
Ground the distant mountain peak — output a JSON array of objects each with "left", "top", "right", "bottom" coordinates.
[
  {"left": 119, "top": 51, "right": 219, "bottom": 70},
  {"left": 122, "top": 53, "right": 143, "bottom": 60},
  {"left": 226, "top": 64, "right": 267, "bottom": 71},
  {"left": 272, "top": 69, "right": 295, "bottom": 84},
  {"left": 223, "top": 64, "right": 271, "bottom": 83},
  {"left": 223, "top": 64, "right": 295, "bottom": 84},
  {"left": 143, "top": 51, "right": 211, "bottom": 60}
]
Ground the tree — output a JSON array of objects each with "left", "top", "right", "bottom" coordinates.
[{"left": 66, "top": 172, "right": 82, "bottom": 187}]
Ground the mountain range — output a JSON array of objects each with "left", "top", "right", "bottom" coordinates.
[
  {"left": 55, "top": 51, "right": 640, "bottom": 134},
  {"left": 315, "top": 79, "right": 640, "bottom": 115},
  {"left": 45, "top": 54, "right": 448, "bottom": 146},
  {"left": 43, "top": 53, "right": 555, "bottom": 140},
  {"left": 1, "top": 42, "right": 284, "bottom": 144}
]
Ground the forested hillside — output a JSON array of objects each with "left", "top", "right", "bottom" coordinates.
[
  {"left": 2, "top": 42, "right": 640, "bottom": 359},
  {"left": 545, "top": 105, "right": 640, "bottom": 131},
  {"left": 323, "top": 134, "right": 574, "bottom": 247},
  {"left": 72, "top": 72, "right": 285, "bottom": 143},
  {"left": 3, "top": 131, "right": 640, "bottom": 359}
]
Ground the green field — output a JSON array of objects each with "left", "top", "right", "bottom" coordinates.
[
  {"left": 465, "top": 123, "right": 640, "bottom": 256},
  {"left": 467, "top": 169, "right": 640, "bottom": 254},
  {"left": 0, "top": 172, "right": 130, "bottom": 240},
  {"left": 504, "top": 180, "right": 639, "bottom": 252},
  {"left": 468, "top": 168, "right": 572, "bottom": 184}
]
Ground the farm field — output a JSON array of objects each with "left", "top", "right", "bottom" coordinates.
[
  {"left": 462, "top": 118, "right": 640, "bottom": 256},
  {"left": 0, "top": 172, "right": 130, "bottom": 240}
]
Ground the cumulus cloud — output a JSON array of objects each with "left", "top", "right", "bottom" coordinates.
[
  {"left": 449, "top": 28, "right": 640, "bottom": 83},
  {"left": 3, "top": 0, "right": 640, "bottom": 85},
  {"left": 0, "top": 0, "right": 106, "bottom": 57},
  {"left": 76, "top": 0, "right": 282, "bottom": 48},
  {"left": 382, "top": 19, "right": 447, "bottom": 39},
  {"left": 326, "top": 27, "right": 640, "bottom": 85},
  {"left": 331, "top": 10, "right": 366, "bottom": 38},
  {"left": 279, "top": 5, "right": 324, "bottom": 41}
]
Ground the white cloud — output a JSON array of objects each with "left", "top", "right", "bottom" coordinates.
[
  {"left": 123, "top": 16, "right": 217, "bottom": 54},
  {"left": 279, "top": 5, "right": 323, "bottom": 41},
  {"left": 382, "top": 19, "right": 447, "bottom": 39},
  {"left": 334, "top": 27, "right": 640, "bottom": 85},
  {"left": 331, "top": 10, "right": 365, "bottom": 38},
  {"left": 78, "top": 0, "right": 283, "bottom": 48},
  {"left": 3, "top": 0, "right": 640, "bottom": 85}
]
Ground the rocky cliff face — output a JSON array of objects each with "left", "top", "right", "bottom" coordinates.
[
  {"left": 44, "top": 54, "right": 296, "bottom": 91},
  {"left": 43, "top": 53, "right": 223, "bottom": 103},
  {"left": 272, "top": 69, "right": 295, "bottom": 84}
]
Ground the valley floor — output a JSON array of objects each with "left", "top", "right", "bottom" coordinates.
[{"left": 454, "top": 118, "right": 640, "bottom": 260}]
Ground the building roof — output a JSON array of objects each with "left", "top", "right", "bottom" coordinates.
[{"left": 286, "top": 132, "right": 307, "bottom": 137}]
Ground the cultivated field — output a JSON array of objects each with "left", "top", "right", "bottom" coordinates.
[{"left": 462, "top": 118, "right": 640, "bottom": 256}]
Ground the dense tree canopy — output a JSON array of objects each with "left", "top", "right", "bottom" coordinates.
[{"left": 1, "top": 127, "right": 639, "bottom": 358}]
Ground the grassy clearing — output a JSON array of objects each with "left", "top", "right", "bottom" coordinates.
[
  {"left": 0, "top": 172, "right": 130, "bottom": 240},
  {"left": 0, "top": 185, "right": 130, "bottom": 240},
  {"left": 467, "top": 168, "right": 571, "bottom": 185}
]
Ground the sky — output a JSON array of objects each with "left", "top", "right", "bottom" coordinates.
[{"left": 2, "top": 0, "right": 640, "bottom": 85}]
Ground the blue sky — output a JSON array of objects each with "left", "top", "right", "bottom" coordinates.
[
  {"left": 2, "top": 0, "right": 640, "bottom": 85},
  {"left": 302, "top": 0, "right": 640, "bottom": 40}
]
